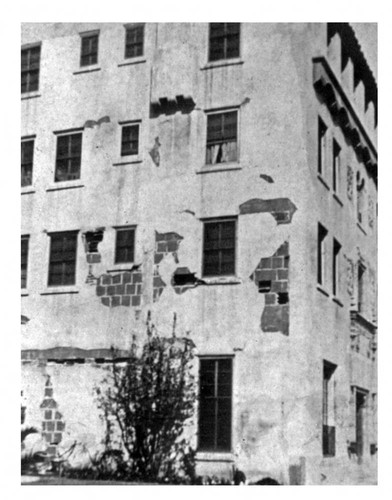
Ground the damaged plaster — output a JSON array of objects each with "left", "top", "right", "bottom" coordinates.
[
  {"left": 239, "top": 198, "right": 297, "bottom": 225},
  {"left": 96, "top": 270, "right": 143, "bottom": 308},
  {"left": 40, "top": 376, "right": 65, "bottom": 456},
  {"left": 149, "top": 137, "right": 161, "bottom": 166},
  {"left": 250, "top": 242, "right": 290, "bottom": 336},
  {"left": 83, "top": 116, "right": 111, "bottom": 128}
]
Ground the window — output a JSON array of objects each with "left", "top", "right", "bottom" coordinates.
[
  {"left": 21, "top": 139, "right": 34, "bottom": 187},
  {"left": 332, "top": 139, "right": 341, "bottom": 193},
  {"left": 55, "top": 133, "right": 82, "bottom": 182},
  {"left": 332, "top": 238, "right": 341, "bottom": 297},
  {"left": 80, "top": 32, "right": 99, "bottom": 67},
  {"left": 198, "top": 357, "right": 232, "bottom": 451},
  {"left": 48, "top": 232, "right": 78, "bottom": 287},
  {"left": 115, "top": 228, "right": 135, "bottom": 264},
  {"left": 317, "top": 223, "right": 328, "bottom": 286},
  {"left": 358, "top": 262, "right": 366, "bottom": 313},
  {"left": 203, "top": 219, "right": 236, "bottom": 277},
  {"left": 21, "top": 236, "right": 29, "bottom": 289},
  {"left": 322, "top": 360, "right": 336, "bottom": 457},
  {"left": 121, "top": 124, "right": 139, "bottom": 156},
  {"left": 357, "top": 173, "right": 365, "bottom": 224},
  {"left": 206, "top": 111, "right": 238, "bottom": 164},
  {"left": 21, "top": 45, "right": 41, "bottom": 93},
  {"left": 209, "top": 23, "right": 240, "bottom": 62},
  {"left": 125, "top": 24, "right": 144, "bottom": 59},
  {"left": 318, "top": 117, "right": 327, "bottom": 176}
]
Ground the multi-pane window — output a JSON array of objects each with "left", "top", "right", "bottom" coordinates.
[
  {"left": 48, "top": 232, "right": 78, "bottom": 287},
  {"left": 358, "top": 262, "right": 366, "bottom": 313},
  {"left": 115, "top": 228, "right": 135, "bottom": 264},
  {"left": 21, "top": 139, "right": 34, "bottom": 187},
  {"left": 318, "top": 117, "right": 327, "bottom": 176},
  {"left": 80, "top": 33, "right": 99, "bottom": 67},
  {"left": 332, "top": 139, "right": 341, "bottom": 193},
  {"left": 206, "top": 111, "right": 238, "bottom": 164},
  {"left": 21, "top": 45, "right": 41, "bottom": 93},
  {"left": 55, "top": 133, "right": 82, "bottom": 182},
  {"left": 125, "top": 24, "right": 144, "bottom": 59},
  {"left": 332, "top": 238, "right": 341, "bottom": 297},
  {"left": 209, "top": 23, "right": 240, "bottom": 62},
  {"left": 317, "top": 223, "right": 328, "bottom": 286},
  {"left": 198, "top": 358, "right": 232, "bottom": 452},
  {"left": 121, "top": 124, "right": 139, "bottom": 156},
  {"left": 322, "top": 360, "right": 337, "bottom": 457},
  {"left": 21, "top": 236, "right": 29, "bottom": 289},
  {"left": 203, "top": 219, "right": 236, "bottom": 277}
]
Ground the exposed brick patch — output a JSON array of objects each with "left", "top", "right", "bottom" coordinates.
[
  {"left": 40, "top": 376, "right": 65, "bottom": 456},
  {"left": 239, "top": 199, "right": 297, "bottom": 225},
  {"left": 96, "top": 270, "right": 143, "bottom": 308},
  {"left": 250, "top": 242, "right": 290, "bottom": 335},
  {"left": 153, "top": 231, "right": 184, "bottom": 301}
]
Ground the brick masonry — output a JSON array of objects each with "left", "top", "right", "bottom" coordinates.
[
  {"left": 250, "top": 241, "right": 290, "bottom": 335},
  {"left": 40, "top": 376, "right": 65, "bottom": 456},
  {"left": 153, "top": 231, "right": 184, "bottom": 302},
  {"left": 96, "top": 270, "right": 143, "bottom": 308}
]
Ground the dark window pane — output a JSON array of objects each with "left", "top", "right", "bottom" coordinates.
[
  {"left": 48, "top": 232, "right": 78, "bottom": 286},
  {"left": 209, "top": 23, "right": 240, "bottom": 62},
  {"left": 206, "top": 111, "right": 238, "bottom": 165},
  {"left": 21, "top": 45, "right": 41, "bottom": 93},
  {"left": 80, "top": 34, "right": 98, "bottom": 66},
  {"left": 21, "top": 140, "right": 34, "bottom": 187},
  {"left": 203, "top": 221, "right": 236, "bottom": 277},
  {"left": 55, "top": 133, "right": 82, "bottom": 182},
  {"left": 115, "top": 229, "right": 135, "bottom": 263},
  {"left": 121, "top": 125, "right": 139, "bottom": 156},
  {"left": 21, "top": 237, "right": 29, "bottom": 288},
  {"left": 125, "top": 25, "right": 144, "bottom": 58}
]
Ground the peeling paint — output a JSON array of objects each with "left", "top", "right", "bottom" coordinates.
[
  {"left": 259, "top": 174, "right": 274, "bottom": 183},
  {"left": 83, "top": 116, "right": 111, "bottom": 129},
  {"left": 149, "top": 137, "right": 161, "bottom": 166},
  {"left": 239, "top": 198, "right": 297, "bottom": 225},
  {"left": 250, "top": 242, "right": 290, "bottom": 335}
]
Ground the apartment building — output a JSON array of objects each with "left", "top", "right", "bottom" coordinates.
[{"left": 21, "top": 23, "right": 377, "bottom": 484}]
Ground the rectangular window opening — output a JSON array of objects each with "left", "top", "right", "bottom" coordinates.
[
  {"left": 209, "top": 23, "right": 240, "bottom": 62},
  {"left": 322, "top": 360, "right": 337, "bottom": 457},
  {"left": 55, "top": 133, "right": 82, "bottom": 182},
  {"left": 206, "top": 110, "right": 238, "bottom": 165},
  {"left": 332, "top": 238, "right": 341, "bottom": 297},
  {"left": 203, "top": 219, "right": 236, "bottom": 277},
  {"left": 21, "top": 236, "right": 30, "bottom": 289},
  {"left": 21, "top": 45, "right": 41, "bottom": 93},
  {"left": 121, "top": 124, "right": 139, "bottom": 156},
  {"left": 80, "top": 33, "right": 99, "bottom": 67},
  {"left": 198, "top": 357, "right": 232, "bottom": 452},
  {"left": 317, "top": 223, "right": 328, "bottom": 286},
  {"left": 21, "top": 139, "right": 34, "bottom": 187},
  {"left": 115, "top": 227, "right": 135, "bottom": 264},
  {"left": 48, "top": 231, "right": 78, "bottom": 287},
  {"left": 358, "top": 262, "right": 366, "bottom": 313},
  {"left": 332, "top": 139, "right": 341, "bottom": 193},
  {"left": 318, "top": 117, "right": 327, "bottom": 176},
  {"left": 125, "top": 24, "right": 144, "bottom": 59}
]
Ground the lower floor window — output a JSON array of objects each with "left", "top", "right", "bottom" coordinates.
[
  {"left": 322, "top": 360, "right": 337, "bottom": 457},
  {"left": 198, "top": 357, "right": 232, "bottom": 451}
]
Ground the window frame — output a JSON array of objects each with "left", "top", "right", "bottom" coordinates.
[
  {"left": 318, "top": 117, "right": 328, "bottom": 177},
  {"left": 205, "top": 108, "right": 239, "bottom": 166},
  {"left": 80, "top": 31, "right": 99, "bottom": 67},
  {"left": 120, "top": 122, "right": 140, "bottom": 157},
  {"left": 208, "top": 23, "right": 241, "bottom": 62},
  {"left": 198, "top": 356, "right": 233, "bottom": 452},
  {"left": 317, "top": 223, "right": 328, "bottom": 287},
  {"left": 322, "top": 360, "right": 337, "bottom": 457},
  {"left": 47, "top": 231, "right": 78, "bottom": 287},
  {"left": 21, "top": 235, "right": 30, "bottom": 289},
  {"left": 54, "top": 131, "right": 83, "bottom": 183},
  {"left": 21, "top": 44, "right": 41, "bottom": 94},
  {"left": 114, "top": 226, "right": 136, "bottom": 265},
  {"left": 332, "top": 138, "right": 341, "bottom": 194},
  {"left": 124, "top": 23, "right": 144, "bottom": 59},
  {"left": 202, "top": 217, "right": 237, "bottom": 278},
  {"left": 332, "top": 238, "right": 341, "bottom": 297},
  {"left": 21, "top": 137, "right": 35, "bottom": 187}
]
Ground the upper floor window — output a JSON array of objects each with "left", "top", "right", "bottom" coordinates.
[
  {"left": 21, "top": 236, "right": 29, "bottom": 289},
  {"left": 209, "top": 23, "right": 240, "bottom": 62},
  {"left": 203, "top": 219, "right": 236, "bottom": 277},
  {"left": 21, "top": 138, "right": 34, "bottom": 187},
  {"left": 55, "top": 132, "right": 82, "bottom": 182},
  {"left": 125, "top": 24, "right": 144, "bottom": 59},
  {"left": 21, "top": 45, "right": 41, "bottom": 93},
  {"left": 206, "top": 110, "right": 238, "bottom": 165},
  {"left": 115, "top": 227, "right": 135, "bottom": 264},
  {"left": 332, "top": 139, "right": 341, "bottom": 194},
  {"left": 356, "top": 172, "right": 365, "bottom": 225},
  {"left": 318, "top": 117, "right": 327, "bottom": 176},
  {"left": 121, "top": 124, "right": 139, "bottom": 156},
  {"left": 332, "top": 238, "right": 341, "bottom": 297},
  {"left": 80, "top": 32, "right": 99, "bottom": 67},
  {"left": 48, "top": 231, "right": 78, "bottom": 287},
  {"left": 317, "top": 223, "right": 328, "bottom": 287},
  {"left": 198, "top": 357, "right": 232, "bottom": 452}
]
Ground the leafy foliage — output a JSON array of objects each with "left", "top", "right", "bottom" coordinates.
[{"left": 95, "top": 312, "right": 197, "bottom": 483}]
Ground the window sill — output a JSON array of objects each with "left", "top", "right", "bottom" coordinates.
[
  {"left": 21, "top": 92, "right": 41, "bottom": 101},
  {"left": 317, "top": 284, "right": 329, "bottom": 297},
  {"left": 333, "top": 192, "right": 344, "bottom": 207},
  {"left": 106, "top": 264, "right": 137, "bottom": 273},
  {"left": 332, "top": 296, "right": 344, "bottom": 307},
  {"left": 196, "top": 451, "right": 235, "bottom": 462},
  {"left": 196, "top": 164, "right": 242, "bottom": 175},
  {"left": 21, "top": 187, "right": 35, "bottom": 195},
  {"left": 317, "top": 173, "right": 330, "bottom": 191},
  {"left": 201, "top": 59, "right": 244, "bottom": 71},
  {"left": 73, "top": 66, "right": 101, "bottom": 75},
  {"left": 21, "top": 290, "right": 29, "bottom": 297},
  {"left": 113, "top": 158, "right": 143, "bottom": 166},
  {"left": 202, "top": 276, "right": 242, "bottom": 286},
  {"left": 357, "top": 222, "right": 367, "bottom": 235},
  {"left": 118, "top": 58, "right": 147, "bottom": 67},
  {"left": 46, "top": 182, "right": 84, "bottom": 192},
  {"left": 40, "top": 287, "right": 80, "bottom": 295}
]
